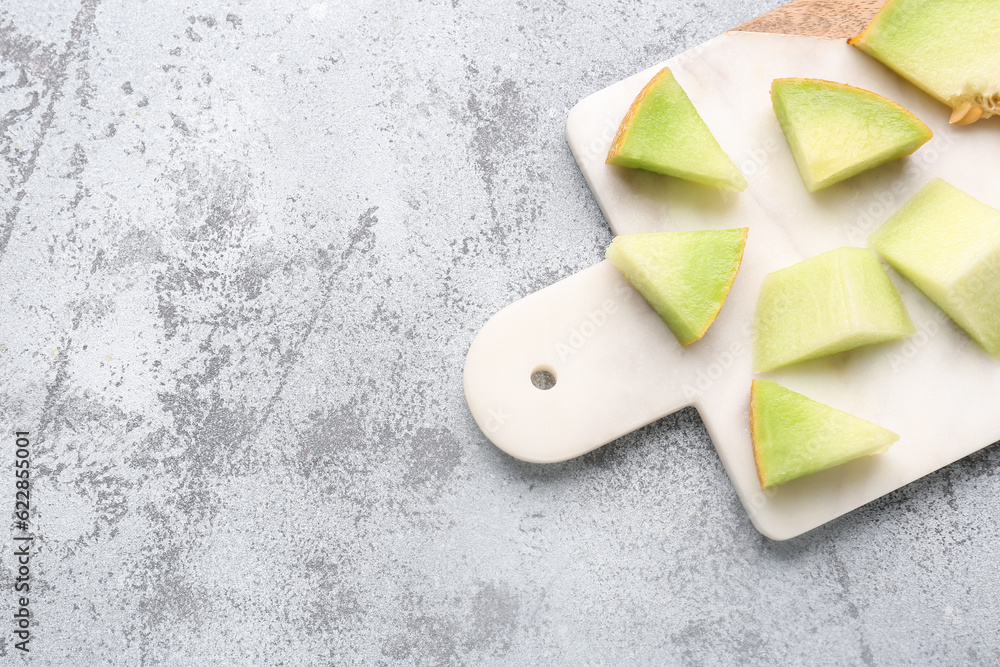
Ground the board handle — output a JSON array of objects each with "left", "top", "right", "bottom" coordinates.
[{"left": 464, "top": 260, "right": 705, "bottom": 462}]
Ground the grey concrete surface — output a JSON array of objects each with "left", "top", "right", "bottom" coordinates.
[{"left": 1, "top": 0, "right": 998, "bottom": 664}]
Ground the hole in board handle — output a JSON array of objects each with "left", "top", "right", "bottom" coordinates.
[{"left": 530, "top": 367, "right": 556, "bottom": 390}]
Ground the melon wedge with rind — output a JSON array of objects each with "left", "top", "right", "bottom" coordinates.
[
  {"left": 771, "top": 78, "right": 932, "bottom": 192},
  {"left": 849, "top": 0, "right": 1000, "bottom": 124},
  {"left": 605, "top": 228, "right": 748, "bottom": 346},
  {"left": 606, "top": 67, "right": 747, "bottom": 192},
  {"left": 753, "top": 246, "right": 915, "bottom": 372},
  {"left": 750, "top": 379, "right": 899, "bottom": 490},
  {"left": 869, "top": 178, "right": 1000, "bottom": 360}
]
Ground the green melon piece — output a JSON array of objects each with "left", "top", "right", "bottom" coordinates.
[
  {"left": 750, "top": 379, "right": 899, "bottom": 490},
  {"left": 606, "top": 67, "right": 747, "bottom": 191},
  {"left": 754, "top": 247, "right": 915, "bottom": 372},
  {"left": 771, "top": 78, "right": 932, "bottom": 192},
  {"left": 606, "top": 228, "right": 748, "bottom": 346},
  {"left": 869, "top": 178, "right": 1000, "bottom": 360},
  {"left": 850, "top": 0, "right": 1000, "bottom": 124}
]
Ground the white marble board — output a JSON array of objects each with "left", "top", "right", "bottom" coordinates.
[{"left": 463, "top": 32, "right": 1000, "bottom": 539}]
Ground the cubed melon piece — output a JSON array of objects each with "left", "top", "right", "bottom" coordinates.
[
  {"left": 754, "top": 247, "right": 915, "bottom": 372},
  {"left": 869, "top": 178, "right": 1000, "bottom": 360},
  {"left": 771, "top": 78, "right": 932, "bottom": 192},
  {"left": 606, "top": 67, "right": 747, "bottom": 191},
  {"left": 606, "top": 228, "right": 748, "bottom": 346},
  {"left": 751, "top": 379, "right": 899, "bottom": 490}
]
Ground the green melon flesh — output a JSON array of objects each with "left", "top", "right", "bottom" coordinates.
[
  {"left": 750, "top": 379, "right": 899, "bottom": 490},
  {"left": 606, "top": 67, "right": 747, "bottom": 192},
  {"left": 606, "top": 228, "right": 748, "bottom": 346},
  {"left": 850, "top": 0, "right": 1000, "bottom": 124},
  {"left": 771, "top": 78, "right": 932, "bottom": 192},
  {"left": 754, "top": 247, "right": 915, "bottom": 372},
  {"left": 869, "top": 178, "right": 1000, "bottom": 360}
]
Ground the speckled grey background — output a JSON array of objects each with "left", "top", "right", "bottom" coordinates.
[{"left": 1, "top": 0, "right": 998, "bottom": 664}]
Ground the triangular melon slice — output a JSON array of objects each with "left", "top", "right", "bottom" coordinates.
[
  {"left": 850, "top": 0, "right": 1000, "bottom": 125},
  {"left": 606, "top": 67, "right": 747, "bottom": 192},
  {"left": 753, "top": 247, "right": 915, "bottom": 372},
  {"left": 869, "top": 178, "right": 1000, "bottom": 360},
  {"left": 771, "top": 78, "right": 932, "bottom": 192},
  {"left": 750, "top": 379, "right": 899, "bottom": 490},
  {"left": 606, "top": 228, "right": 748, "bottom": 346}
]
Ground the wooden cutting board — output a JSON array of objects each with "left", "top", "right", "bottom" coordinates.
[
  {"left": 464, "top": 0, "right": 1000, "bottom": 540},
  {"left": 736, "top": 0, "right": 887, "bottom": 39}
]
